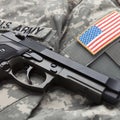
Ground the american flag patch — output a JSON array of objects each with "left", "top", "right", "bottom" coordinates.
[{"left": 77, "top": 11, "right": 120, "bottom": 55}]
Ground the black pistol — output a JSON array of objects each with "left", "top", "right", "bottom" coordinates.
[{"left": 0, "top": 32, "right": 120, "bottom": 104}]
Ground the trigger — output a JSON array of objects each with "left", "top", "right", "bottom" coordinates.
[{"left": 27, "top": 66, "right": 33, "bottom": 85}]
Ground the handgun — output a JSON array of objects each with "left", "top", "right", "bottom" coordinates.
[{"left": 0, "top": 32, "right": 120, "bottom": 104}]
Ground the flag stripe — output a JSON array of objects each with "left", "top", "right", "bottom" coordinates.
[
  {"left": 95, "top": 12, "right": 118, "bottom": 26},
  {"left": 100, "top": 16, "right": 120, "bottom": 31},
  {"left": 91, "top": 28, "right": 119, "bottom": 52},
  {"left": 87, "top": 22, "right": 119, "bottom": 48},
  {"left": 92, "top": 31, "right": 120, "bottom": 54},
  {"left": 97, "top": 15, "right": 119, "bottom": 31}
]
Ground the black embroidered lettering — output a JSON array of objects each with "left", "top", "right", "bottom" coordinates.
[
  {"left": 34, "top": 27, "right": 43, "bottom": 35},
  {"left": 21, "top": 26, "right": 30, "bottom": 34},
  {"left": 27, "top": 27, "right": 37, "bottom": 34},
  {"left": 6, "top": 22, "right": 12, "bottom": 29},
  {"left": 0, "top": 21, "right": 5, "bottom": 28}
]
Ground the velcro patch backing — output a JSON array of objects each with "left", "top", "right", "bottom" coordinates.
[{"left": 77, "top": 11, "right": 120, "bottom": 55}]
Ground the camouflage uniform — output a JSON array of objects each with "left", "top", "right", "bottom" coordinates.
[{"left": 0, "top": 0, "right": 120, "bottom": 120}]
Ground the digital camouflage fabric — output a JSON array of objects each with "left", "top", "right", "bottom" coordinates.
[{"left": 0, "top": 0, "right": 120, "bottom": 120}]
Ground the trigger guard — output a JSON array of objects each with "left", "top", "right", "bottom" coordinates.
[
  {"left": 9, "top": 69, "right": 54, "bottom": 91},
  {"left": 39, "top": 72, "right": 54, "bottom": 89}
]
